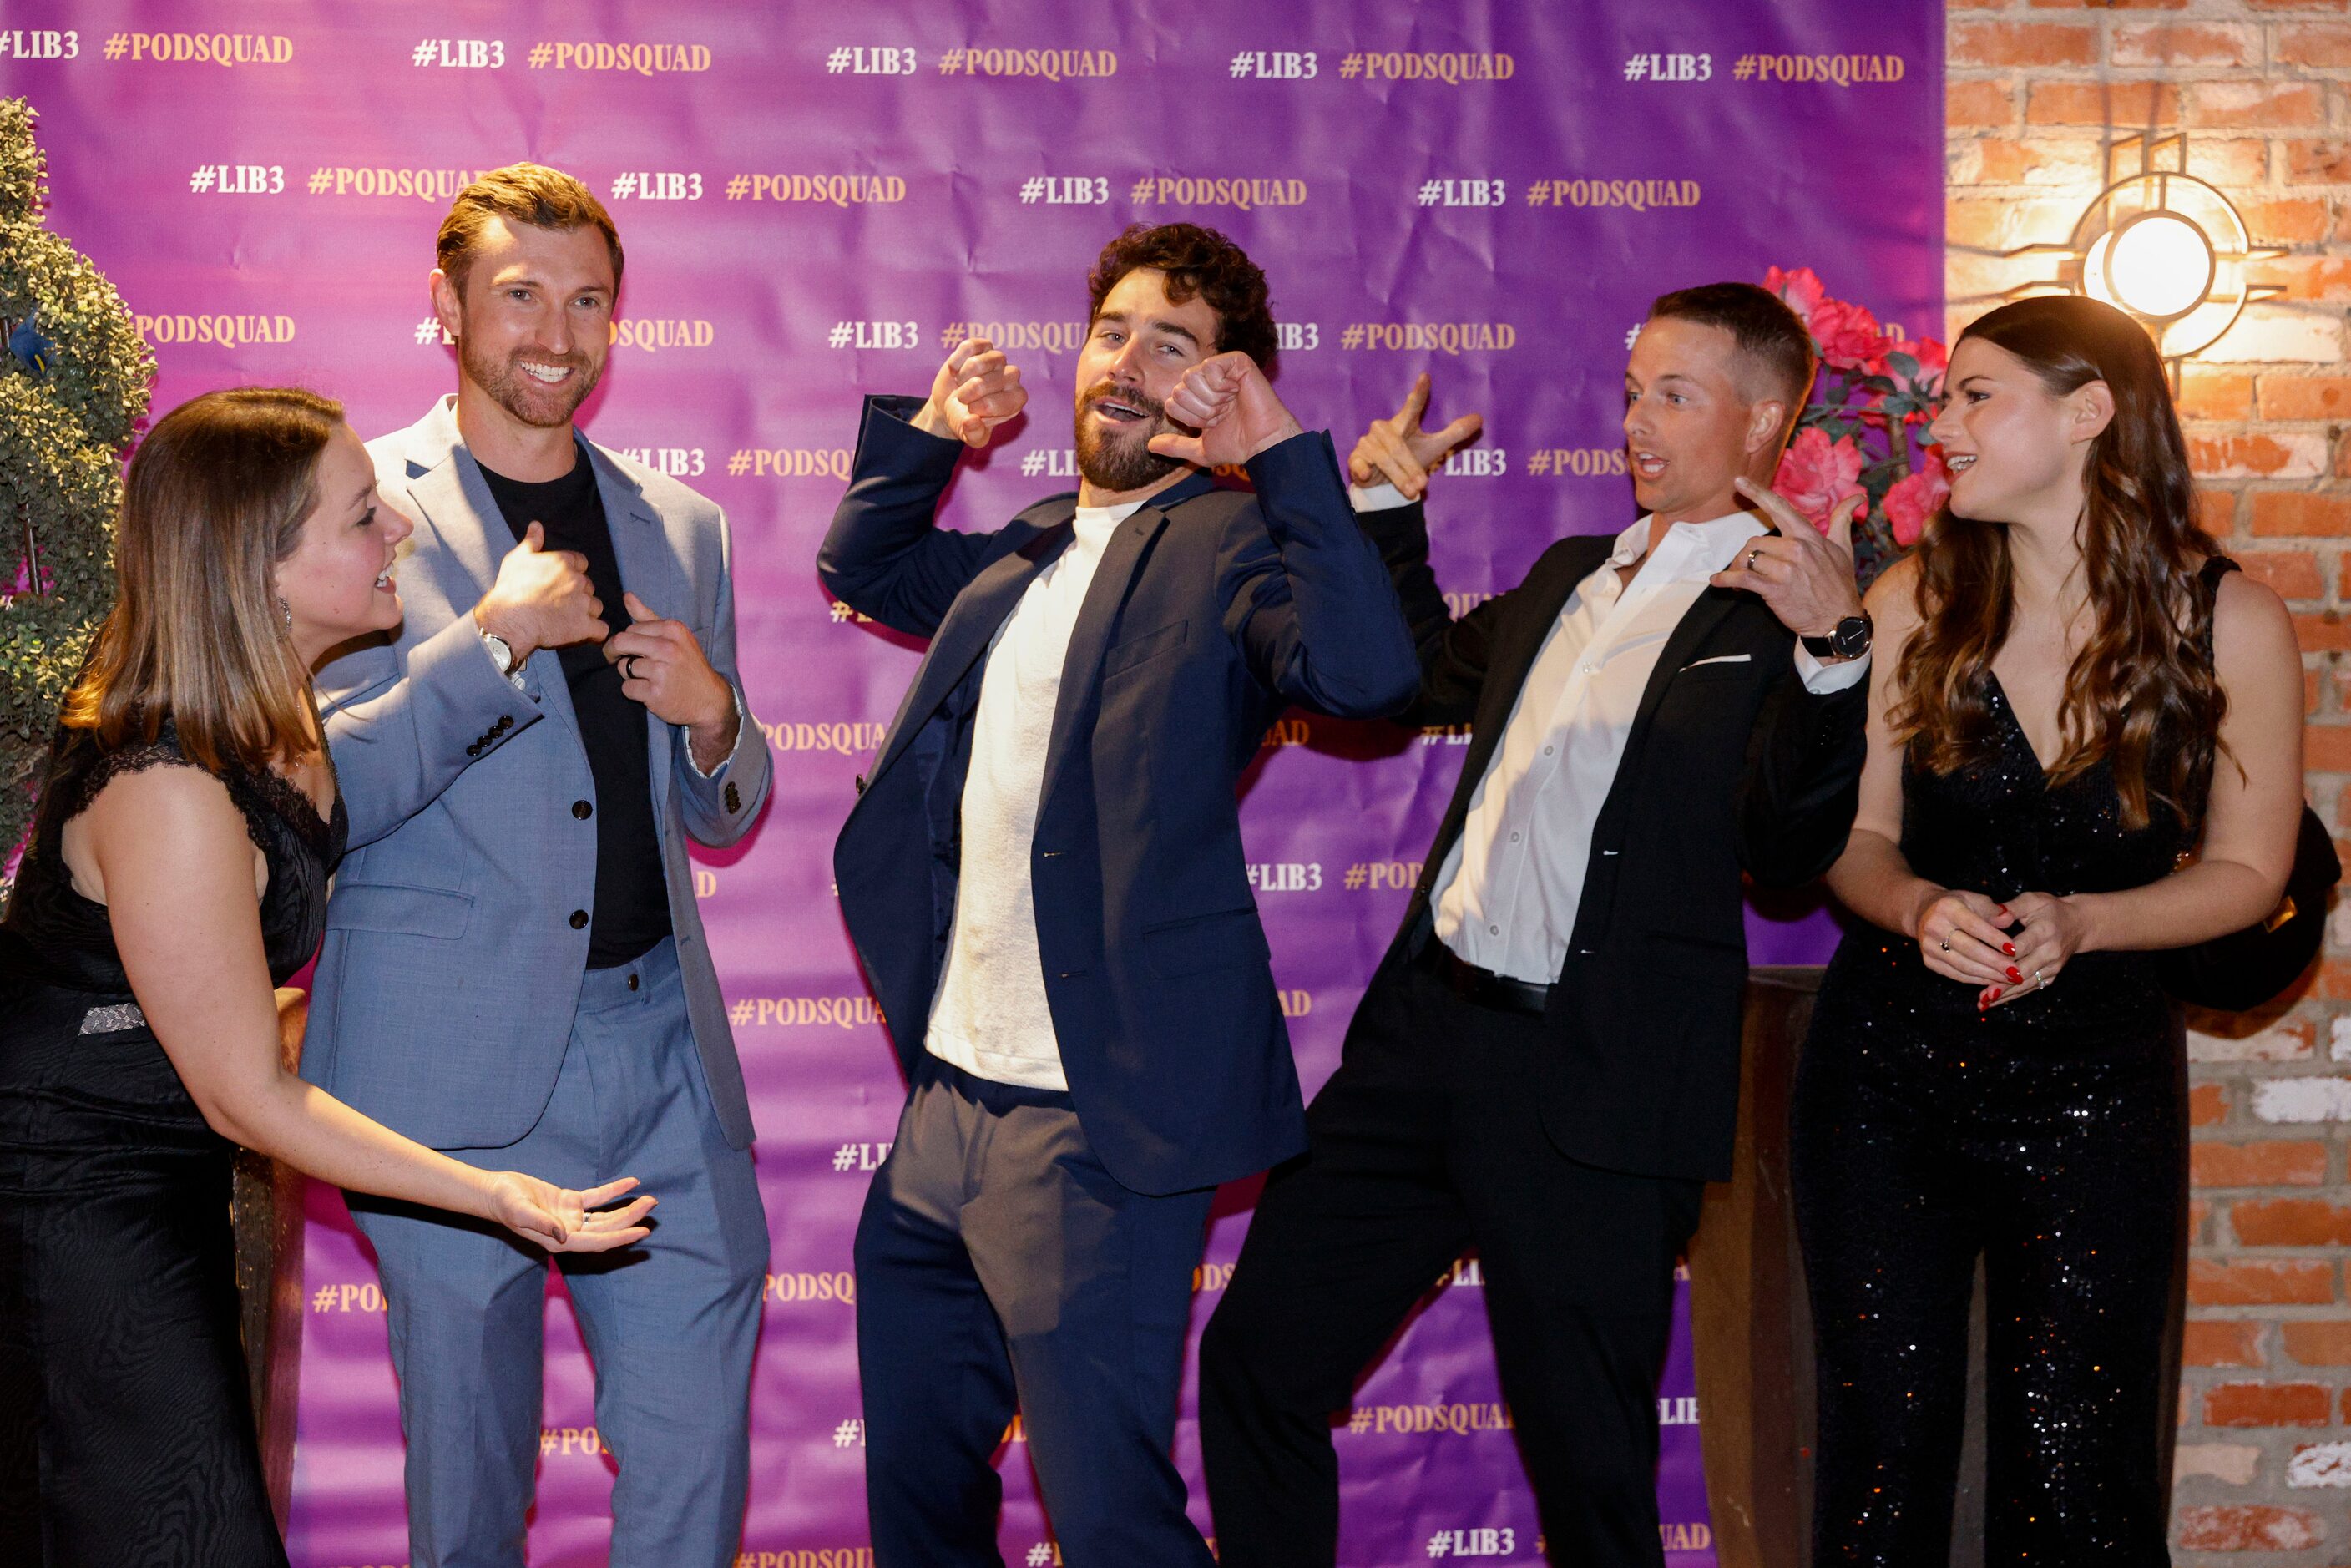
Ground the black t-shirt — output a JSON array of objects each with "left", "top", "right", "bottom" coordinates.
[{"left": 478, "top": 452, "right": 673, "bottom": 969}]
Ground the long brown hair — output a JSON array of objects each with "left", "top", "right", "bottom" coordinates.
[
  {"left": 1893, "top": 295, "right": 2222, "bottom": 828},
  {"left": 61, "top": 387, "right": 345, "bottom": 773}
]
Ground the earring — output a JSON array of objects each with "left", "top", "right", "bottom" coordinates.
[{"left": 279, "top": 597, "right": 293, "bottom": 632}]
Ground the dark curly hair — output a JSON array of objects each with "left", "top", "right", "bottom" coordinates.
[{"left": 1086, "top": 223, "right": 1278, "bottom": 375}]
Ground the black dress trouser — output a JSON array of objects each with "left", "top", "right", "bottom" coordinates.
[{"left": 1200, "top": 950, "right": 1702, "bottom": 1568}]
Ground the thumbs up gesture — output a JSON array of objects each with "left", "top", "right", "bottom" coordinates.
[
  {"left": 913, "top": 336, "right": 1028, "bottom": 448},
  {"left": 1706, "top": 477, "right": 1866, "bottom": 645},
  {"left": 474, "top": 520, "right": 605, "bottom": 662},
  {"left": 1145, "top": 352, "right": 1302, "bottom": 468}
]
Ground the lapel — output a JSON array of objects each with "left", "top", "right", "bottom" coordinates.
[
  {"left": 585, "top": 439, "right": 683, "bottom": 794},
  {"left": 1439, "top": 534, "right": 1612, "bottom": 818},
  {"left": 397, "top": 401, "right": 584, "bottom": 750},
  {"left": 868, "top": 512, "right": 1077, "bottom": 781},
  {"left": 1472, "top": 537, "right": 1608, "bottom": 740},
  {"left": 1621, "top": 583, "right": 1747, "bottom": 761},
  {"left": 1031, "top": 478, "right": 1199, "bottom": 813}
]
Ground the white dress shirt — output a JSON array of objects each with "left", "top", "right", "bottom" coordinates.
[
  {"left": 1361, "top": 499, "right": 1869, "bottom": 984},
  {"left": 925, "top": 498, "right": 1145, "bottom": 1089}
]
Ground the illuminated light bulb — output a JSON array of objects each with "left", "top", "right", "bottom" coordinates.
[{"left": 2102, "top": 213, "right": 2214, "bottom": 320}]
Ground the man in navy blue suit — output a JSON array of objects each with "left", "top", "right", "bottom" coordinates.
[{"left": 821, "top": 223, "right": 1419, "bottom": 1566}]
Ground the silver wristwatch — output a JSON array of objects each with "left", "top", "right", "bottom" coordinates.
[{"left": 479, "top": 626, "right": 518, "bottom": 675}]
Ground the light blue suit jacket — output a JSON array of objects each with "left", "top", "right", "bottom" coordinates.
[{"left": 300, "top": 397, "right": 771, "bottom": 1151}]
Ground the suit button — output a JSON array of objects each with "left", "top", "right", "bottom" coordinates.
[
  {"left": 627, "top": 973, "right": 640, "bottom": 992},
  {"left": 495, "top": 715, "right": 512, "bottom": 733},
  {"left": 465, "top": 743, "right": 481, "bottom": 757},
  {"left": 569, "top": 910, "right": 589, "bottom": 929},
  {"left": 854, "top": 774, "right": 867, "bottom": 796},
  {"left": 724, "top": 781, "right": 741, "bottom": 813},
  {"left": 573, "top": 800, "right": 593, "bottom": 819}
]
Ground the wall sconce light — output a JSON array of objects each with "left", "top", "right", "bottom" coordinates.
[{"left": 2001, "top": 132, "right": 2280, "bottom": 379}]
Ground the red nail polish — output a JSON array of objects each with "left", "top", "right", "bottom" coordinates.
[
  {"left": 2002, "top": 943, "right": 2016, "bottom": 957},
  {"left": 1988, "top": 987, "right": 2003, "bottom": 1002},
  {"left": 2007, "top": 967, "right": 2023, "bottom": 983}
]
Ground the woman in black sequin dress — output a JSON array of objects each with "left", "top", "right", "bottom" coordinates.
[
  {"left": 0, "top": 389, "right": 655, "bottom": 1566},
  {"left": 1792, "top": 297, "right": 2307, "bottom": 1564}
]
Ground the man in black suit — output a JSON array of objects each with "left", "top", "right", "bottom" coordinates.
[
  {"left": 820, "top": 223, "right": 1418, "bottom": 1566},
  {"left": 1198, "top": 282, "right": 1873, "bottom": 1567}
]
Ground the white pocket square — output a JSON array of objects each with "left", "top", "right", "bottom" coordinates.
[{"left": 1681, "top": 653, "right": 1752, "bottom": 670}]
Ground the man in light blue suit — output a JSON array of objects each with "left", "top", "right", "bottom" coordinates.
[{"left": 303, "top": 165, "right": 772, "bottom": 1568}]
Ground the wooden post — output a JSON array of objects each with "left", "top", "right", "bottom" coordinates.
[{"left": 1687, "top": 967, "right": 1821, "bottom": 1568}]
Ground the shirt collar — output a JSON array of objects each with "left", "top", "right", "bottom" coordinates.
[
  {"left": 1069, "top": 497, "right": 1146, "bottom": 554},
  {"left": 1606, "top": 510, "right": 1769, "bottom": 584}
]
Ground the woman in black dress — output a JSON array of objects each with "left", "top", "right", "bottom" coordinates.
[
  {"left": 0, "top": 388, "right": 656, "bottom": 1565},
  {"left": 1792, "top": 296, "right": 2306, "bottom": 1563}
]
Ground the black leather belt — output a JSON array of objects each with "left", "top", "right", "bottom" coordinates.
[{"left": 1414, "top": 938, "right": 1551, "bottom": 1017}]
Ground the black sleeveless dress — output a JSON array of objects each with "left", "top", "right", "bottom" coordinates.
[
  {"left": 0, "top": 721, "right": 344, "bottom": 1566},
  {"left": 1790, "top": 667, "right": 2194, "bottom": 1565}
]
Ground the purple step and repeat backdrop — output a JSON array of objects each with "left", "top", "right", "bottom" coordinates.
[{"left": 3, "top": 4, "right": 1939, "bottom": 1564}]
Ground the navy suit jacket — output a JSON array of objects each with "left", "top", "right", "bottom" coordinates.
[{"left": 821, "top": 397, "right": 1419, "bottom": 1195}]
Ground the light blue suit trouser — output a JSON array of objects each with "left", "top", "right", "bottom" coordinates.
[{"left": 349, "top": 938, "right": 769, "bottom": 1568}]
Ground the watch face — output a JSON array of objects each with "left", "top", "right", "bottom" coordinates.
[{"left": 1833, "top": 615, "right": 1872, "bottom": 658}]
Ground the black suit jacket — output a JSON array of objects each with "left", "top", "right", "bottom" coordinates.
[
  {"left": 1359, "top": 502, "right": 1868, "bottom": 1182},
  {"left": 822, "top": 397, "right": 1421, "bottom": 1196}
]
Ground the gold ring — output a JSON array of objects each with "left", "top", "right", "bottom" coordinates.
[{"left": 1746, "top": 547, "right": 1762, "bottom": 571}]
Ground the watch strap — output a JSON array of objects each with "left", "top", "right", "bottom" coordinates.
[{"left": 1802, "top": 613, "right": 1873, "bottom": 660}]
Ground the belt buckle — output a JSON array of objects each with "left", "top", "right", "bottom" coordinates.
[{"left": 78, "top": 1000, "right": 148, "bottom": 1034}]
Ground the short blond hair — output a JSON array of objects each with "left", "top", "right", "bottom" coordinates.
[{"left": 436, "top": 164, "right": 624, "bottom": 300}]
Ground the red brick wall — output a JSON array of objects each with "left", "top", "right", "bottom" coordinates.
[{"left": 1949, "top": 1, "right": 2351, "bottom": 1557}]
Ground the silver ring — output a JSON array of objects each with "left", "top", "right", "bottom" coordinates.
[
  {"left": 1939, "top": 936, "right": 1951, "bottom": 952},
  {"left": 2036, "top": 968, "right": 2048, "bottom": 990}
]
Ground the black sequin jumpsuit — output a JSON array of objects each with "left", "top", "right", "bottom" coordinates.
[{"left": 1792, "top": 675, "right": 2187, "bottom": 1566}]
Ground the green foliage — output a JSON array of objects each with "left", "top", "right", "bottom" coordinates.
[{"left": 0, "top": 98, "right": 155, "bottom": 868}]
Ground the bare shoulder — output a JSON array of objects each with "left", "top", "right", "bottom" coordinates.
[
  {"left": 2212, "top": 567, "right": 2298, "bottom": 671},
  {"left": 1862, "top": 552, "right": 1925, "bottom": 645},
  {"left": 78, "top": 758, "right": 247, "bottom": 852}
]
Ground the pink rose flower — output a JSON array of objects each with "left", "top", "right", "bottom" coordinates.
[
  {"left": 1766, "top": 266, "right": 1827, "bottom": 322},
  {"left": 1882, "top": 446, "right": 1951, "bottom": 548},
  {"left": 1772, "top": 427, "right": 1868, "bottom": 532},
  {"left": 1809, "top": 297, "right": 1891, "bottom": 373}
]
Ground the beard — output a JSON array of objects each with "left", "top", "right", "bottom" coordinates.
[
  {"left": 1073, "top": 379, "right": 1185, "bottom": 493},
  {"left": 458, "top": 336, "right": 604, "bottom": 430}
]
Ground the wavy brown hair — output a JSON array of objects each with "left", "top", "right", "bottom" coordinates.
[
  {"left": 1893, "top": 295, "right": 2222, "bottom": 829},
  {"left": 61, "top": 387, "right": 343, "bottom": 773}
]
